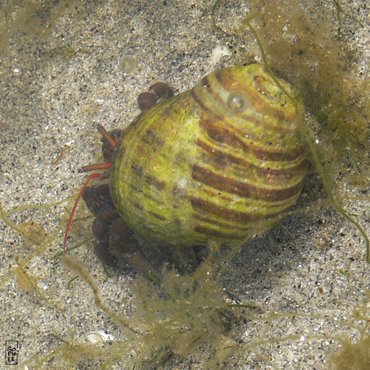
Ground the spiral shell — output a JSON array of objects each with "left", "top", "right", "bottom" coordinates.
[{"left": 111, "top": 64, "right": 308, "bottom": 247}]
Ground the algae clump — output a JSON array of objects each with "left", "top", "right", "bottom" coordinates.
[
  {"left": 328, "top": 291, "right": 370, "bottom": 370},
  {"left": 329, "top": 336, "right": 370, "bottom": 370}
]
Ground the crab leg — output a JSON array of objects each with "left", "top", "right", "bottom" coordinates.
[
  {"left": 80, "top": 162, "right": 112, "bottom": 172},
  {"left": 63, "top": 172, "right": 102, "bottom": 253},
  {"left": 97, "top": 124, "right": 118, "bottom": 148}
]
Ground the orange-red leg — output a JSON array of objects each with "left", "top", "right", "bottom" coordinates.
[
  {"left": 64, "top": 173, "right": 103, "bottom": 252},
  {"left": 64, "top": 124, "right": 119, "bottom": 253},
  {"left": 80, "top": 162, "right": 112, "bottom": 173}
]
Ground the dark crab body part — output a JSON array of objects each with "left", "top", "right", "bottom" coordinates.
[{"left": 110, "top": 64, "right": 308, "bottom": 248}]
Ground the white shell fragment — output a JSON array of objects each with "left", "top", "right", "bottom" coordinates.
[
  {"left": 210, "top": 45, "right": 232, "bottom": 66},
  {"left": 85, "top": 330, "right": 115, "bottom": 344}
]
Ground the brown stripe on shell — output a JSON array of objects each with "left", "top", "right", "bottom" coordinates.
[
  {"left": 238, "top": 110, "right": 295, "bottom": 135},
  {"left": 142, "top": 191, "right": 165, "bottom": 205},
  {"left": 134, "top": 202, "right": 144, "bottom": 210},
  {"left": 144, "top": 174, "right": 166, "bottom": 191},
  {"left": 131, "top": 163, "right": 144, "bottom": 177},
  {"left": 130, "top": 164, "right": 166, "bottom": 191},
  {"left": 196, "top": 138, "right": 308, "bottom": 178},
  {"left": 130, "top": 187, "right": 164, "bottom": 206},
  {"left": 199, "top": 115, "right": 249, "bottom": 152},
  {"left": 190, "top": 196, "right": 260, "bottom": 223},
  {"left": 237, "top": 110, "right": 307, "bottom": 160},
  {"left": 251, "top": 144, "right": 306, "bottom": 162},
  {"left": 192, "top": 164, "right": 303, "bottom": 201},
  {"left": 200, "top": 76, "right": 211, "bottom": 89},
  {"left": 202, "top": 187, "right": 235, "bottom": 202},
  {"left": 193, "top": 212, "right": 250, "bottom": 231},
  {"left": 147, "top": 210, "right": 166, "bottom": 221},
  {"left": 199, "top": 113, "right": 306, "bottom": 162},
  {"left": 191, "top": 78, "right": 225, "bottom": 120},
  {"left": 128, "top": 183, "right": 142, "bottom": 193},
  {"left": 193, "top": 225, "right": 243, "bottom": 240},
  {"left": 139, "top": 94, "right": 188, "bottom": 151},
  {"left": 141, "top": 128, "right": 165, "bottom": 147}
]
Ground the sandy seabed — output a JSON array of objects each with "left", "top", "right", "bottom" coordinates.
[{"left": 0, "top": 0, "right": 369, "bottom": 368}]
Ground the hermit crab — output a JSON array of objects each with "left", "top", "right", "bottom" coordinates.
[{"left": 64, "top": 64, "right": 308, "bottom": 277}]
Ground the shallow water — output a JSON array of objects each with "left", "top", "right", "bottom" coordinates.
[{"left": 0, "top": 0, "right": 369, "bottom": 368}]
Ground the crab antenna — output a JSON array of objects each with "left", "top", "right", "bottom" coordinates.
[
  {"left": 97, "top": 124, "right": 118, "bottom": 148},
  {"left": 63, "top": 172, "right": 102, "bottom": 253}
]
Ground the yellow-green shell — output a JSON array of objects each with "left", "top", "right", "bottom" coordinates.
[{"left": 111, "top": 64, "right": 307, "bottom": 247}]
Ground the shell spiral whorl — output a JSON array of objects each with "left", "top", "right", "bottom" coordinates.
[{"left": 111, "top": 64, "right": 308, "bottom": 247}]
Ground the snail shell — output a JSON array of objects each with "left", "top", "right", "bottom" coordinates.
[{"left": 111, "top": 64, "right": 308, "bottom": 248}]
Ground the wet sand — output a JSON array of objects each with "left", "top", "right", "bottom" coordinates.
[{"left": 0, "top": 0, "right": 368, "bottom": 368}]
